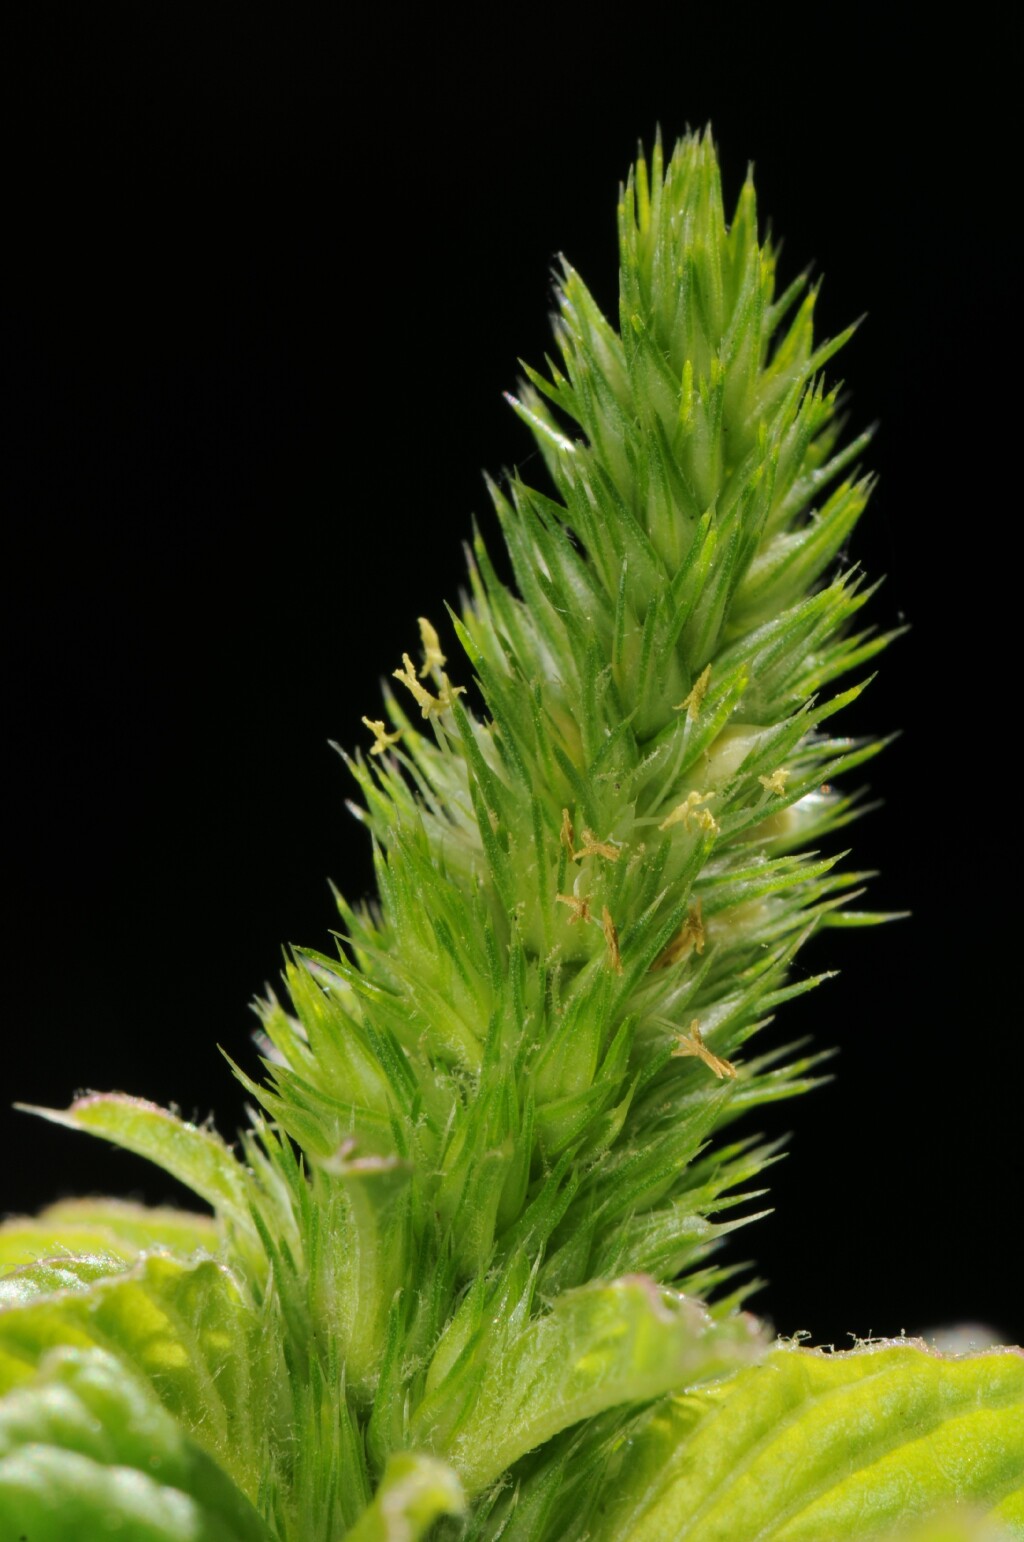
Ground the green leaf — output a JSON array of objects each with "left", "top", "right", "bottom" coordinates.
[
  {"left": 0, "top": 1253, "right": 130, "bottom": 1306},
  {"left": 414, "top": 1277, "right": 765, "bottom": 1494},
  {"left": 0, "top": 1345, "right": 273, "bottom": 1540},
  {"left": 0, "top": 1198, "right": 219, "bottom": 1271},
  {"left": 0, "top": 1250, "right": 262, "bottom": 1501},
  {"left": 584, "top": 1342, "right": 1024, "bottom": 1540},
  {"left": 17, "top": 1094, "right": 252, "bottom": 1228},
  {"left": 879, "top": 1510, "right": 1016, "bottom": 1542}
]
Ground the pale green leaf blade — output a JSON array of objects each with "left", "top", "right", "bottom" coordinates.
[
  {"left": 347, "top": 1452, "right": 465, "bottom": 1542},
  {"left": 0, "top": 1198, "right": 220, "bottom": 1264},
  {"left": 0, "top": 1253, "right": 130, "bottom": 1307},
  {"left": 587, "top": 1342, "right": 1024, "bottom": 1541},
  {"left": 0, "top": 1345, "right": 273, "bottom": 1541},
  {"left": 17, "top": 1094, "right": 251, "bottom": 1227},
  {"left": 879, "top": 1509, "right": 1015, "bottom": 1541},
  {"left": 0, "top": 1251, "right": 262, "bottom": 1501},
  {"left": 416, "top": 1277, "right": 765, "bottom": 1494},
  {"left": 0, "top": 1198, "right": 218, "bottom": 1271}
]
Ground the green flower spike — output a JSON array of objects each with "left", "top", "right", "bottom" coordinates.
[{"left": 2, "top": 130, "right": 1021, "bottom": 1540}]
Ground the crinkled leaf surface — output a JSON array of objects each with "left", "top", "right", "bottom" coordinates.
[
  {"left": 0, "top": 1198, "right": 219, "bottom": 1269},
  {"left": 0, "top": 1249, "right": 262, "bottom": 1499},
  {"left": 413, "top": 1275, "right": 765, "bottom": 1493},
  {"left": 0, "top": 1344, "right": 272, "bottom": 1540},
  {"left": 0, "top": 1251, "right": 130, "bottom": 1306},
  {"left": 581, "top": 1342, "right": 1024, "bottom": 1541},
  {"left": 879, "top": 1510, "right": 1016, "bottom": 1541}
]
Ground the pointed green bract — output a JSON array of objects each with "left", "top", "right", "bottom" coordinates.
[{"left": 5, "top": 129, "right": 1008, "bottom": 1540}]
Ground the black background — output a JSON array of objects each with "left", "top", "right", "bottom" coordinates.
[{"left": 3, "top": 10, "right": 1018, "bottom": 1347}]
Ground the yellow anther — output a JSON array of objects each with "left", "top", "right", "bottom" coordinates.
[
  {"left": 361, "top": 717, "right": 402, "bottom": 757},
  {"left": 560, "top": 808, "right": 575, "bottom": 854},
  {"left": 602, "top": 906, "right": 623, "bottom": 974},
  {"left": 574, "top": 828, "right": 621, "bottom": 863},
  {"left": 653, "top": 899, "right": 704, "bottom": 970},
  {"left": 673, "top": 663, "right": 711, "bottom": 722},
  {"left": 759, "top": 768, "right": 790, "bottom": 795},
  {"left": 393, "top": 653, "right": 436, "bottom": 717},
  {"left": 555, "top": 892, "right": 592, "bottom": 925},
  {"left": 417, "top": 616, "right": 446, "bottom": 677},
  {"left": 659, "top": 790, "right": 712, "bottom": 833},
  {"left": 695, "top": 807, "right": 721, "bottom": 836},
  {"left": 393, "top": 653, "right": 465, "bottom": 719},
  {"left": 432, "top": 675, "right": 467, "bottom": 716},
  {"left": 670, "top": 1018, "right": 736, "bottom": 1079}
]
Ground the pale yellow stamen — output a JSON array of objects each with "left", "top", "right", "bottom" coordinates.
[
  {"left": 417, "top": 616, "right": 446, "bottom": 677},
  {"left": 555, "top": 892, "right": 592, "bottom": 925},
  {"left": 393, "top": 653, "right": 466, "bottom": 719},
  {"left": 759, "top": 768, "right": 790, "bottom": 795},
  {"left": 393, "top": 653, "right": 436, "bottom": 717},
  {"left": 560, "top": 808, "right": 575, "bottom": 854},
  {"left": 574, "top": 828, "right": 621, "bottom": 863},
  {"left": 602, "top": 906, "right": 623, "bottom": 974},
  {"left": 660, "top": 791, "right": 706, "bottom": 831},
  {"left": 361, "top": 717, "right": 402, "bottom": 757},
  {"left": 671, "top": 1018, "right": 736, "bottom": 1079},
  {"left": 674, "top": 663, "right": 712, "bottom": 722},
  {"left": 659, "top": 790, "right": 719, "bottom": 835},
  {"left": 653, "top": 899, "right": 704, "bottom": 970},
  {"left": 432, "top": 675, "right": 467, "bottom": 716}
]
